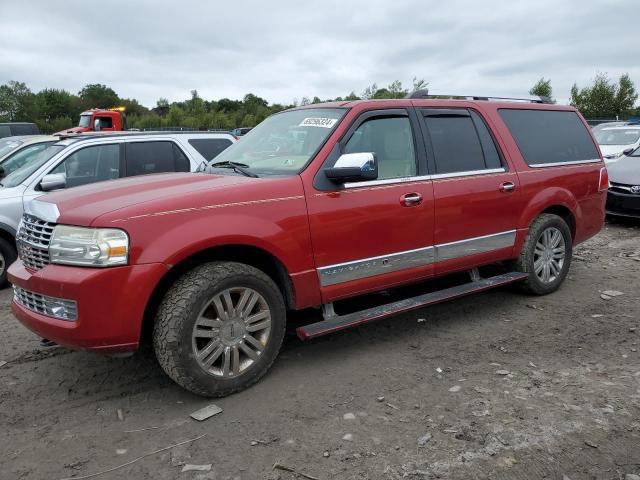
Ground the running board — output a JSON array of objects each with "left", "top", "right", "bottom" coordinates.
[{"left": 296, "top": 271, "right": 528, "bottom": 340}]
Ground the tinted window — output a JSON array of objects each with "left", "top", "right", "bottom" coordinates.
[
  {"left": 499, "top": 109, "right": 600, "bottom": 166},
  {"left": 423, "top": 113, "right": 485, "bottom": 174},
  {"left": 188, "top": 138, "right": 232, "bottom": 161},
  {"left": 344, "top": 116, "right": 416, "bottom": 179},
  {"left": 96, "top": 116, "right": 113, "bottom": 129},
  {"left": 0, "top": 126, "right": 11, "bottom": 138},
  {"left": 51, "top": 144, "right": 120, "bottom": 188},
  {"left": 126, "top": 141, "right": 189, "bottom": 176}
]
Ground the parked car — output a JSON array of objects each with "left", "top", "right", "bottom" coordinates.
[
  {"left": 8, "top": 95, "right": 606, "bottom": 397},
  {"left": 0, "top": 131, "right": 234, "bottom": 285},
  {"left": 231, "top": 127, "right": 252, "bottom": 137},
  {"left": 594, "top": 125, "right": 640, "bottom": 163},
  {"left": 606, "top": 146, "right": 640, "bottom": 217},
  {"left": 0, "top": 123, "right": 40, "bottom": 138},
  {"left": 0, "top": 135, "right": 59, "bottom": 178}
]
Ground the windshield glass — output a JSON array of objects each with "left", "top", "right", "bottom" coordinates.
[
  {"left": 78, "top": 114, "right": 92, "bottom": 128},
  {"left": 2, "top": 145, "right": 65, "bottom": 188},
  {"left": 0, "top": 138, "right": 24, "bottom": 158},
  {"left": 595, "top": 128, "right": 640, "bottom": 145},
  {"left": 210, "top": 108, "right": 346, "bottom": 175},
  {"left": 0, "top": 142, "right": 55, "bottom": 177}
]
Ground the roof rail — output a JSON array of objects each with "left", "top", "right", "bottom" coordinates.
[
  {"left": 406, "top": 89, "right": 554, "bottom": 104},
  {"left": 53, "top": 131, "right": 235, "bottom": 141}
]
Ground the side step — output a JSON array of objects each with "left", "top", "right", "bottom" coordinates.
[{"left": 296, "top": 271, "right": 528, "bottom": 340}]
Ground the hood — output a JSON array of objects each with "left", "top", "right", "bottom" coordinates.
[
  {"left": 607, "top": 155, "right": 640, "bottom": 185},
  {"left": 35, "top": 172, "right": 255, "bottom": 225},
  {"left": 599, "top": 144, "right": 631, "bottom": 158}
]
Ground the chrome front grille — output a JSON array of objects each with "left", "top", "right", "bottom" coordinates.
[
  {"left": 609, "top": 182, "right": 640, "bottom": 195},
  {"left": 13, "top": 286, "right": 77, "bottom": 321},
  {"left": 17, "top": 214, "right": 56, "bottom": 271}
]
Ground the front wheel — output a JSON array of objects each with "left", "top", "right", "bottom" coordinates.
[
  {"left": 515, "top": 213, "right": 572, "bottom": 295},
  {"left": 153, "top": 262, "right": 286, "bottom": 397},
  {"left": 0, "top": 237, "right": 17, "bottom": 288}
]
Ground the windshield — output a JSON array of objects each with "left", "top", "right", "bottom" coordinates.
[
  {"left": 210, "top": 108, "right": 346, "bottom": 175},
  {"left": 1, "top": 145, "right": 65, "bottom": 188},
  {"left": 0, "top": 142, "right": 56, "bottom": 177},
  {"left": 0, "top": 138, "right": 24, "bottom": 158},
  {"left": 78, "top": 114, "right": 92, "bottom": 128},
  {"left": 595, "top": 128, "right": 640, "bottom": 146}
]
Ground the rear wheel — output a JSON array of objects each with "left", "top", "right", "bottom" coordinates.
[
  {"left": 0, "top": 237, "right": 17, "bottom": 288},
  {"left": 153, "top": 262, "right": 286, "bottom": 397},
  {"left": 515, "top": 213, "right": 572, "bottom": 295}
]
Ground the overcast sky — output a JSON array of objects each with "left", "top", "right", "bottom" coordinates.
[{"left": 1, "top": 0, "right": 638, "bottom": 108}]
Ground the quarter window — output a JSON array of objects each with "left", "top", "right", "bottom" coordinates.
[
  {"left": 344, "top": 116, "right": 416, "bottom": 180},
  {"left": 499, "top": 109, "right": 600, "bottom": 166}
]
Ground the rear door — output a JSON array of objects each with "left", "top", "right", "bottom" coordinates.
[
  {"left": 306, "top": 108, "right": 435, "bottom": 302},
  {"left": 418, "top": 107, "right": 523, "bottom": 275}
]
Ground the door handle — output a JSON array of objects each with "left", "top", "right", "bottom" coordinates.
[
  {"left": 400, "top": 192, "right": 423, "bottom": 206},
  {"left": 499, "top": 182, "right": 516, "bottom": 193}
]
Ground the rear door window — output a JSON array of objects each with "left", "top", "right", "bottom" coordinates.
[
  {"left": 499, "top": 109, "right": 600, "bottom": 166},
  {"left": 125, "top": 141, "right": 191, "bottom": 176},
  {"left": 422, "top": 109, "right": 502, "bottom": 174},
  {"left": 188, "top": 138, "right": 233, "bottom": 160}
]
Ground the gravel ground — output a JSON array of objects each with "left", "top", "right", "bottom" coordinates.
[{"left": 1, "top": 218, "right": 639, "bottom": 480}]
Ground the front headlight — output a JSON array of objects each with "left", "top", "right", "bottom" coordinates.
[{"left": 49, "top": 225, "right": 129, "bottom": 267}]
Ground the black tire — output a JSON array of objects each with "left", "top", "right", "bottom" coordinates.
[
  {"left": 153, "top": 261, "right": 286, "bottom": 397},
  {"left": 515, "top": 213, "right": 572, "bottom": 295},
  {"left": 0, "top": 237, "right": 17, "bottom": 288}
]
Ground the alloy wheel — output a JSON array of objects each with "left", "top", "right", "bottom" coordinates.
[{"left": 533, "top": 226, "right": 566, "bottom": 284}]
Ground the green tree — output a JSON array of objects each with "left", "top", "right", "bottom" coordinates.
[
  {"left": 529, "top": 78, "right": 553, "bottom": 101},
  {"left": 78, "top": 84, "right": 119, "bottom": 110},
  {"left": 35, "top": 88, "right": 77, "bottom": 120},
  {"left": 570, "top": 73, "right": 637, "bottom": 118},
  {"left": 0, "top": 81, "right": 38, "bottom": 121}
]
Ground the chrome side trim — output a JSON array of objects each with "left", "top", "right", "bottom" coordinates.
[
  {"left": 24, "top": 199, "right": 60, "bottom": 223},
  {"left": 430, "top": 168, "right": 505, "bottom": 180},
  {"left": 528, "top": 158, "right": 601, "bottom": 168},
  {"left": 342, "top": 168, "right": 506, "bottom": 189},
  {"left": 318, "top": 246, "right": 435, "bottom": 287},
  {"left": 317, "top": 229, "right": 517, "bottom": 286},
  {"left": 435, "top": 230, "right": 516, "bottom": 261}
]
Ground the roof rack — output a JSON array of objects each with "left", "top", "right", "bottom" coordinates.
[
  {"left": 406, "top": 89, "right": 554, "bottom": 104},
  {"left": 53, "top": 131, "right": 235, "bottom": 141}
]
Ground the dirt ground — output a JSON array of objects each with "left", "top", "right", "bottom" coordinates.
[{"left": 1, "top": 218, "right": 640, "bottom": 480}]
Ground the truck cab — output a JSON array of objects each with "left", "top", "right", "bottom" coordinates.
[{"left": 56, "top": 108, "right": 126, "bottom": 135}]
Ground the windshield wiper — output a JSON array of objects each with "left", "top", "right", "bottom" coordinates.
[{"left": 209, "top": 160, "right": 259, "bottom": 178}]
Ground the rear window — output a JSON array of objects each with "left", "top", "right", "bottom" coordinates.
[
  {"left": 188, "top": 138, "right": 233, "bottom": 161},
  {"left": 126, "top": 141, "right": 191, "bottom": 176},
  {"left": 499, "top": 109, "right": 600, "bottom": 166}
]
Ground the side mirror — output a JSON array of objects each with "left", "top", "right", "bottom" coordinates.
[
  {"left": 324, "top": 152, "right": 378, "bottom": 183},
  {"left": 40, "top": 173, "right": 67, "bottom": 192},
  {"left": 623, "top": 147, "right": 635, "bottom": 156},
  {"left": 93, "top": 119, "right": 101, "bottom": 131}
]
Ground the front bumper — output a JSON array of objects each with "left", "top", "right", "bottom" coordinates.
[
  {"left": 606, "top": 189, "right": 640, "bottom": 218},
  {"left": 8, "top": 261, "right": 168, "bottom": 353}
]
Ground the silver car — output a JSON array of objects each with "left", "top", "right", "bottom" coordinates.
[{"left": 0, "top": 131, "right": 236, "bottom": 285}]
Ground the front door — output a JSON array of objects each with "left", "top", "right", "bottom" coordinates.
[
  {"left": 418, "top": 107, "right": 523, "bottom": 275},
  {"left": 306, "top": 109, "right": 435, "bottom": 302}
]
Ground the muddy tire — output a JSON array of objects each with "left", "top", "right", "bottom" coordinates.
[
  {"left": 0, "top": 237, "right": 17, "bottom": 288},
  {"left": 515, "top": 213, "right": 572, "bottom": 295},
  {"left": 153, "top": 261, "right": 286, "bottom": 397}
]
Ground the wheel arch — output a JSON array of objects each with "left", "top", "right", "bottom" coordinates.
[
  {"left": 519, "top": 188, "right": 579, "bottom": 240},
  {"left": 140, "top": 243, "right": 295, "bottom": 344}
]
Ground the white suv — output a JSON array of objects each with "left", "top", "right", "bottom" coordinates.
[{"left": 0, "top": 131, "right": 235, "bottom": 285}]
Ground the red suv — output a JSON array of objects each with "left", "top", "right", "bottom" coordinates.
[{"left": 8, "top": 94, "right": 607, "bottom": 397}]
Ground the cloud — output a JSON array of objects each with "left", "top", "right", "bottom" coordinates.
[{"left": 0, "top": 0, "right": 638, "bottom": 107}]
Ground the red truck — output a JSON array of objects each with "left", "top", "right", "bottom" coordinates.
[
  {"left": 56, "top": 107, "right": 127, "bottom": 134},
  {"left": 9, "top": 93, "right": 608, "bottom": 397}
]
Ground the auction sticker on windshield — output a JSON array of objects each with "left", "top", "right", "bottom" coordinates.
[{"left": 299, "top": 117, "right": 337, "bottom": 128}]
